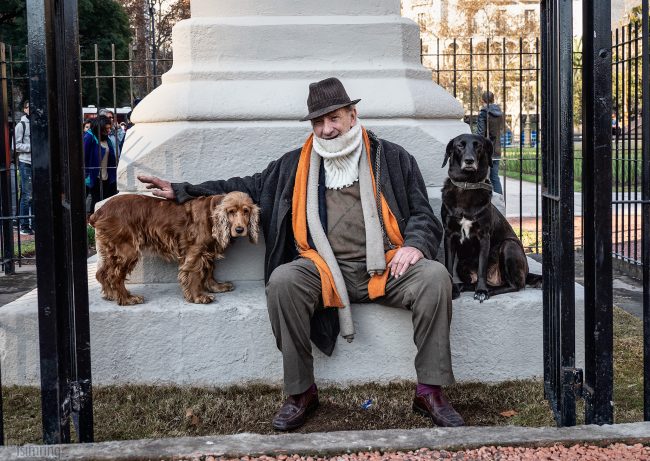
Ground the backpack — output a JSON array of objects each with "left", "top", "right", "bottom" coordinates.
[
  {"left": 486, "top": 111, "right": 504, "bottom": 141},
  {"left": 486, "top": 110, "right": 504, "bottom": 155}
]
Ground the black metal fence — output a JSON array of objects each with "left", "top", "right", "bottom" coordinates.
[
  {"left": 422, "top": 24, "right": 647, "bottom": 272},
  {"left": 421, "top": 5, "right": 648, "bottom": 426},
  {"left": 0, "top": 42, "right": 171, "bottom": 273},
  {"left": 0, "top": 0, "right": 647, "bottom": 444}
]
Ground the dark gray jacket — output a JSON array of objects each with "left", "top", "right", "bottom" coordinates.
[
  {"left": 476, "top": 103, "right": 504, "bottom": 156},
  {"left": 172, "top": 132, "right": 443, "bottom": 354}
]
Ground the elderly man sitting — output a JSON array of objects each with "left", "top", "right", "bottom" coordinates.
[{"left": 139, "top": 77, "right": 464, "bottom": 431}]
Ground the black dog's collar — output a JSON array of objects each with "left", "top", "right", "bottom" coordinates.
[{"left": 449, "top": 178, "right": 493, "bottom": 192}]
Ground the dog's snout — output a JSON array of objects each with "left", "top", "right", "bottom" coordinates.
[
  {"left": 463, "top": 157, "right": 475, "bottom": 165},
  {"left": 235, "top": 226, "right": 245, "bottom": 234}
]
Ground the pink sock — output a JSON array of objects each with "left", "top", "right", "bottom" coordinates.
[{"left": 416, "top": 383, "right": 441, "bottom": 396}]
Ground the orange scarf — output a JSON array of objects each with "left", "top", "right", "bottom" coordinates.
[{"left": 292, "top": 128, "right": 404, "bottom": 307}]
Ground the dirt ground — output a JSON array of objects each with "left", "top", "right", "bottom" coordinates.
[{"left": 193, "top": 443, "right": 650, "bottom": 461}]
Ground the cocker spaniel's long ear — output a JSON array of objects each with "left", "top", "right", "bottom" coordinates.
[
  {"left": 211, "top": 195, "right": 231, "bottom": 250},
  {"left": 248, "top": 203, "right": 261, "bottom": 244},
  {"left": 442, "top": 138, "right": 455, "bottom": 168}
]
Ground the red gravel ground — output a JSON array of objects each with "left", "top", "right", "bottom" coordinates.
[{"left": 201, "top": 444, "right": 650, "bottom": 461}]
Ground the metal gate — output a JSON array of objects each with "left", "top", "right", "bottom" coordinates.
[
  {"left": 19, "top": 0, "right": 92, "bottom": 444},
  {"left": 541, "top": 0, "right": 578, "bottom": 427},
  {"left": 542, "top": 0, "right": 650, "bottom": 426}
]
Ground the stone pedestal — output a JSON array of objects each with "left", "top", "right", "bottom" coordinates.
[
  {"left": 0, "top": 258, "right": 577, "bottom": 386},
  {"left": 117, "top": 0, "right": 468, "bottom": 283},
  {"left": 120, "top": 0, "right": 467, "bottom": 192}
]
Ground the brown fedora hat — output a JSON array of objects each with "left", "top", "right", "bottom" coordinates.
[{"left": 300, "top": 77, "right": 361, "bottom": 122}]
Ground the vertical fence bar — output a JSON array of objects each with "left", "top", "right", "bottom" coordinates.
[
  {"left": 536, "top": 36, "right": 541, "bottom": 253},
  {"left": 502, "top": 37, "right": 508, "bottom": 204},
  {"left": 542, "top": 0, "right": 577, "bottom": 427},
  {"left": 630, "top": 22, "right": 641, "bottom": 264},
  {"left": 453, "top": 38, "right": 457, "bottom": 98},
  {"left": 94, "top": 44, "right": 99, "bottom": 109},
  {"left": 486, "top": 36, "right": 490, "bottom": 97},
  {"left": 111, "top": 43, "right": 119, "bottom": 161},
  {"left": 436, "top": 37, "right": 440, "bottom": 84},
  {"left": 519, "top": 36, "right": 524, "bottom": 233},
  {"left": 129, "top": 43, "right": 134, "bottom": 105},
  {"left": 627, "top": 23, "right": 633, "bottom": 261},
  {"left": 642, "top": 0, "right": 650, "bottom": 422},
  {"left": 469, "top": 38, "right": 474, "bottom": 128},
  {"left": 0, "top": 42, "right": 10, "bottom": 444},
  {"left": 614, "top": 29, "right": 620, "bottom": 260},
  {"left": 616, "top": 27, "right": 629, "bottom": 259},
  {"left": 469, "top": 37, "right": 475, "bottom": 127},
  {"left": 0, "top": 44, "right": 15, "bottom": 276},
  {"left": 27, "top": 0, "right": 93, "bottom": 443},
  {"left": 582, "top": 0, "right": 614, "bottom": 425}
]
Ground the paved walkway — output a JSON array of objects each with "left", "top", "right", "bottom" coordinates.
[{"left": 502, "top": 176, "right": 642, "bottom": 218}]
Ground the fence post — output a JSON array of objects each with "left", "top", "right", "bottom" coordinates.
[
  {"left": 26, "top": 0, "right": 93, "bottom": 444},
  {"left": 541, "top": 0, "right": 577, "bottom": 427},
  {"left": 0, "top": 45, "right": 6, "bottom": 443},
  {"left": 582, "top": 0, "right": 614, "bottom": 425},
  {"left": 642, "top": 0, "right": 650, "bottom": 422},
  {"left": 0, "top": 44, "right": 15, "bottom": 276}
]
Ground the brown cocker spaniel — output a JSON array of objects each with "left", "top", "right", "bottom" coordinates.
[{"left": 89, "top": 191, "right": 260, "bottom": 305}]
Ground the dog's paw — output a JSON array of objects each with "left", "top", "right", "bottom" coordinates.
[
  {"left": 474, "top": 290, "right": 489, "bottom": 303},
  {"left": 118, "top": 294, "right": 145, "bottom": 306},
  {"left": 206, "top": 280, "right": 234, "bottom": 293},
  {"left": 192, "top": 294, "right": 215, "bottom": 304}
]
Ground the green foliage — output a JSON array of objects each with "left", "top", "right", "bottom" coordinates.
[
  {"left": 501, "top": 147, "right": 643, "bottom": 192},
  {"left": 0, "top": 0, "right": 27, "bottom": 49},
  {"left": 78, "top": 0, "right": 133, "bottom": 107},
  {"left": 0, "top": 0, "right": 132, "bottom": 107},
  {"left": 87, "top": 224, "right": 95, "bottom": 247}
]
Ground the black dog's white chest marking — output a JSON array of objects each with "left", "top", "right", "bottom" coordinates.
[{"left": 459, "top": 217, "right": 473, "bottom": 242}]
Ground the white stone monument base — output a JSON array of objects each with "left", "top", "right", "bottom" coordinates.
[
  {"left": 0, "top": 258, "right": 584, "bottom": 387},
  {"left": 117, "top": 119, "right": 468, "bottom": 194}
]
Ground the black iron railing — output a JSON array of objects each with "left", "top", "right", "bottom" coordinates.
[{"left": 0, "top": 43, "right": 171, "bottom": 273}]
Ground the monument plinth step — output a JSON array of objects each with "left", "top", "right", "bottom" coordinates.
[{"left": 0, "top": 258, "right": 584, "bottom": 386}]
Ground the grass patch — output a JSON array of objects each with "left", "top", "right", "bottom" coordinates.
[
  {"left": 500, "top": 148, "right": 643, "bottom": 193},
  {"left": 2, "top": 307, "right": 643, "bottom": 444},
  {"left": 13, "top": 240, "right": 35, "bottom": 258}
]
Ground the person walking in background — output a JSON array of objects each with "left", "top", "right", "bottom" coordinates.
[
  {"left": 14, "top": 100, "right": 33, "bottom": 235},
  {"left": 476, "top": 91, "right": 505, "bottom": 195},
  {"left": 84, "top": 115, "right": 117, "bottom": 215},
  {"left": 99, "top": 108, "right": 123, "bottom": 160}
]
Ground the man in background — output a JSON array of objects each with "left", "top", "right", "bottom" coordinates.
[
  {"left": 14, "top": 100, "right": 33, "bottom": 235},
  {"left": 476, "top": 91, "right": 505, "bottom": 195}
]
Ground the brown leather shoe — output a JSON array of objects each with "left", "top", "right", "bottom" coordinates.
[
  {"left": 412, "top": 391, "right": 465, "bottom": 427},
  {"left": 272, "top": 385, "right": 319, "bottom": 431}
]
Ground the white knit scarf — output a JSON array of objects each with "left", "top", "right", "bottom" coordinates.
[{"left": 312, "top": 122, "right": 363, "bottom": 189}]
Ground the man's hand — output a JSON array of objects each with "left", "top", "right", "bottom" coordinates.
[
  {"left": 388, "top": 246, "right": 424, "bottom": 279},
  {"left": 138, "top": 175, "right": 176, "bottom": 200}
]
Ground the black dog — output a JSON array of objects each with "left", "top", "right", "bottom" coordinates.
[{"left": 441, "top": 133, "right": 542, "bottom": 302}]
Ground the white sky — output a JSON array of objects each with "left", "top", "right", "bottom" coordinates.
[{"left": 573, "top": 0, "right": 637, "bottom": 35}]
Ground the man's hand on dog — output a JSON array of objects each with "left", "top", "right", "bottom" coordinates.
[
  {"left": 388, "top": 246, "right": 424, "bottom": 279},
  {"left": 138, "top": 175, "right": 176, "bottom": 200}
]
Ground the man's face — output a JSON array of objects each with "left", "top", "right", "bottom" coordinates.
[
  {"left": 23, "top": 103, "right": 29, "bottom": 115},
  {"left": 311, "top": 106, "right": 357, "bottom": 140}
]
